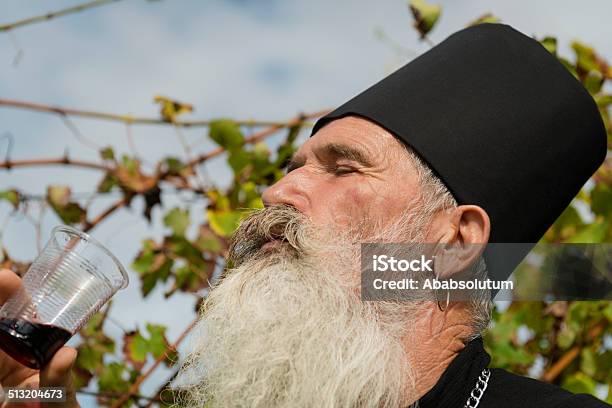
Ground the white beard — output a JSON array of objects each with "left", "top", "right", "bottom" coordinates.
[{"left": 175, "top": 205, "right": 428, "bottom": 408}]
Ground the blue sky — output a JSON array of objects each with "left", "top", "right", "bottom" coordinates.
[{"left": 1, "top": 0, "right": 612, "bottom": 405}]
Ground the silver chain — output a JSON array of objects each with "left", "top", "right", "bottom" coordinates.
[{"left": 464, "top": 368, "right": 491, "bottom": 408}]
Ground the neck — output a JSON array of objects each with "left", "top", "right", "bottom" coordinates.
[{"left": 402, "top": 303, "right": 473, "bottom": 403}]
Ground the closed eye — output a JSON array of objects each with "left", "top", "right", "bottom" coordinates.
[
  {"left": 329, "top": 164, "right": 358, "bottom": 176},
  {"left": 285, "top": 157, "right": 304, "bottom": 174}
]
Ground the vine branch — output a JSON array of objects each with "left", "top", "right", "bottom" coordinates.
[
  {"left": 83, "top": 197, "right": 128, "bottom": 232},
  {"left": 0, "top": 98, "right": 320, "bottom": 128},
  {"left": 0, "top": 157, "right": 109, "bottom": 171},
  {"left": 0, "top": 110, "right": 329, "bottom": 177},
  {"left": 0, "top": 0, "right": 124, "bottom": 33}
]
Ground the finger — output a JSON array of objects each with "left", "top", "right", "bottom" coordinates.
[
  {"left": 39, "top": 347, "right": 77, "bottom": 388},
  {"left": 0, "top": 269, "right": 22, "bottom": 305},
  {"left": 39, "top": 347, "right": 78, "bottom": 407}
]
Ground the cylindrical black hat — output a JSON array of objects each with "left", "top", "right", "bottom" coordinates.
[{"left": 310, "top": 23, "right": 607, "bottom": 284}]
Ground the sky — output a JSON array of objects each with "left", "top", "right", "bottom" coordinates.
[{"left": 1, "top": 0, "right": 612, "bottom": 405}]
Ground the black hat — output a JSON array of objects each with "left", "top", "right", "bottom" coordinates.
[{"left": 310, "top": 23, "right": 607, "bottom": 285}]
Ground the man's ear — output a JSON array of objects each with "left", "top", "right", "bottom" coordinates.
[{"left": 433, "top": 205, "right": 490, "bottom": 280}]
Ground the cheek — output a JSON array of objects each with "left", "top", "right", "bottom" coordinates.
[{"left": 316, "top": 181, "right": 390, "bottom": 229}]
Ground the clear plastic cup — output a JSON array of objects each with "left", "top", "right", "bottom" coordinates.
[{"left": 0, "top": 225, "right": 128, "bottom": 369}]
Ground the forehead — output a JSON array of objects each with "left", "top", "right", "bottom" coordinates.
[{"left": 299, "top": 115, "right": 406, "bottom": 160}]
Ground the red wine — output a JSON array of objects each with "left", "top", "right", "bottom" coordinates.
[{"left": 0, "top": 318, "right": 72, "bottom": 369}]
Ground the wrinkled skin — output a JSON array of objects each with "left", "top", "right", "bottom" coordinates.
[{"left": 262, "top": 115, "right": 491, "bottom": 399}]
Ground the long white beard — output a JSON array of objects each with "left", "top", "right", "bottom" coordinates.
[{"left": 175, "top": 205, "right": 428, "bottom": 408}]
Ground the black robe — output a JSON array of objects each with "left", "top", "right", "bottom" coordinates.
[{"left": 417, "top": 337, "right": 610, "bottom": 408}]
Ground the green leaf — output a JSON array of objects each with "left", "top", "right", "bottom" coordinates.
[
  {"left": 209, "top": 119, "right": 244, "bottom": 150},
  {"left": 151, "top": 257, "right": 173, "bottom": 294},
  {"left": 593, "top": 350, "right": 612, "bottom": 382},
  {"left": 133, "top": 248, "right": 174, "bottom": 297},
  {"left": 565, "top": 220, "right": 609, "bottom": 243},
  {"left": 131, "top": 240, "right": 156, "bottom": 274},
  {"left": 76, "top": 346, "right": 102, "bottom": 372},
  {"left": 47, "top": 185, "right": 71, "bottom": 207},
  {"left": 409, "top": 0, "right": 441, "bottom": 38},
  {"left": 571, "top": 41, "right": 592, "bottom": 62},
  {"left": 120, "top": 154, "right": 140, "bottom": 174},
  {"left": 253, "top": 142, "right": 270, "bottom": 163},
  {"left": 556, "top": 324, "right": 576, "bottom": 350},
  {"left": 141, "top": 272, "right": 159, "bottom": 297},
  {"left": 0, "top": 189, "right": 20, "bottom": 209},
  {"left": 603, "top": 303, "right": 612, "bottom": 322},
  {"left": 583, "top": 70, "right": 603, "bottom": 94},
  {"left": 154, "top": 95, "right": 193, "bottom": 122},
  {"left": 241, "top": 182, "right": 264, "bottom": 209},
  {"left": 174, "top": 265, "right": 194, "bottom": 289},
  {"left": 539, "top": 36, "right": 557, "bottom": 55},
  {"left": 171, "top": 261, "right": 210, "bottom": 295},
  {"left": 467, "top": 13, "right": 500, "bottom": 27},
  {"left": 580, "top": 347, "right": 597, "bottom": 377},
  {"left": 196, "top": 225, "right": 223, "bottom": 253},
  {"left": 595, "top": 93, "right": 612, "bottom": 108},
  {"left": 97, "top": 173, "right": 118, "bottom": 193},
  {"left": 81, "top": 312, "right": 105, "bottom": 336},
  {"left": 46, "top": 185, "right": 86, "bottom": 225},
  {"left": 131, "top": 333, "right": 149, "bottom": 362},
  {"left": 166, "top": 235, "right": 204, "bottom": 265},
  {"left": 207, "top": 189, "right": 231, "bottom": 211},
  {"left": 163, "top": 157, "right": 187, "bottom": 175},
  {"left": 145, "top": 323, "right": 168, "bottom": 359},
  {"left": 572, "top": 41, "right": 601, "bottom": 74},
  {"left": 100, "top": 146, "right": 115, "bottom": 161},
  {"left": 487, "top": 339, "right": 534, "bottom": 367},
  {"left": 163, "top": 207, "right": 190, "bottom": 236},
  {"left": 561, "top": 372, "right": 597, "bottom": 395},
  {"left": 98, "top": 362, "right": 132, "bottom": 393},
  {"left": 591, "top": 183, "right": 612, "bottom": 216},
  {"left": 547, "top": 205, "right": 584, "bottom": 242},
  {"left": 512, "top": 302, "right": 547, "bottom": 332},
  {"left": 207, "top": 209, "right": 243, "bottom": 237},
  {"left": 57, "top": 203, "right": 86, "bottom": 224},
  {"left": 228, "top": 148, "right": 251, "bottom": 173},
  {"left": 123, "top": 324, "right": 172, "bottom": 365},
  {"left": 248, "top": 197, "right": 264, "bottom": 209}
]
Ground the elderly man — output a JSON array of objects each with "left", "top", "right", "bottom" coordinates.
[{"left": 0, "top": 23, "right": 609, "bottom": 408}]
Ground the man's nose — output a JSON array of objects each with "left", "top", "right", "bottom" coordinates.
[{"left": 261, "top": 173, "right": 309, "bottom": 212}]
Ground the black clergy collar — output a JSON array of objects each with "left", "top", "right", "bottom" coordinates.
[{"left": 416, "top": 337, "right": 491, "bottom": 408}]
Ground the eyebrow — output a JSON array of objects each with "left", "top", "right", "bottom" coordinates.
[{"left": 286, "top": 142, "right": 374, "bottom": 172}]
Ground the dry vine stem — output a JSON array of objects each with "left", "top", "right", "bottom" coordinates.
[
  {"left": 0, "top": 0, "right": 125, "bottom": 33},
  {"left": 0, "top": 98, "right": 322, "bottom": 128}
]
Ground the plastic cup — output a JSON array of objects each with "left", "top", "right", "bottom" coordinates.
[{"left": 0, "top": 225, "right": 128, "bottom": 369}]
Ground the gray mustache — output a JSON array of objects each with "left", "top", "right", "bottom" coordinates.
[{"left": 228, "top": 204, "right": 307, "bottom": 266}]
